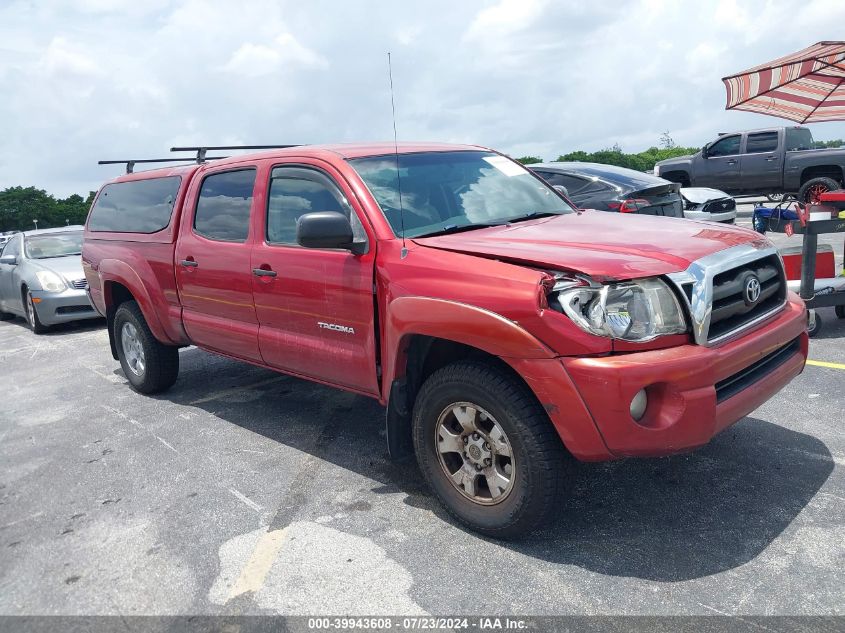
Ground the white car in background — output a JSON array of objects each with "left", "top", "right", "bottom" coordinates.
[{"left": 679, "top": 187, "right": 737, "bottom": 223}]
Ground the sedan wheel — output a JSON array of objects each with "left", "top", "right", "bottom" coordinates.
[
  {"left": 435, "top": 402, "right": 515, "bottom": 505},
  {"left": 120, "top": 322, "right": 146, "bottom": 376},
  {"left": 25, "top": 291, "right": 47, "bottom": 334}
]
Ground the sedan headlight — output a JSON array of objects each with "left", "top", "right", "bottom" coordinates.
[
  {"left": 550, "top": 277, "right": 687, "bottom": 342},
  {"left": 35, "top": 270, "right": 67, "bottom": 293}
]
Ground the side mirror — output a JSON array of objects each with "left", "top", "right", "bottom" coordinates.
[
  {"left": 0, "top": 254, "right": 16, "bottom": 265},
  {"left": 296, "top": 211, "right": 366, "bottom": 255},
  {"left": 701, "top": 144, "right": 710, "bottom": 158},
  {"left": 553, "top": 185, "right": 570, "bottom": 197}
]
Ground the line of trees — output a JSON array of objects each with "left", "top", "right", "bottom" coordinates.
[{"left": 0, "top": 187, "right": 95, "bottom": 232}]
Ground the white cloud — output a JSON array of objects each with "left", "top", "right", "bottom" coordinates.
[
  {"left": 221, "top": 33, "right": 328, "bottom": 77},
  {"left": 465, "top": 0, "right": 548, "bottom": 41},
  {"left": 40, "top": 37, "right": 104, "bottom": 77}
]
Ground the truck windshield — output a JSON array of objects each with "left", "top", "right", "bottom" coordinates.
[
  {"left": 24, "top": 231, "right": 83, "bottom": 259},
  {"left": 349, "top": 151, "right": 573, "bottom": 238}
]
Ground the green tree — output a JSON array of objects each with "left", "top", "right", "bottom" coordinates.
[
  {"left": 515, "top": 156, "right": 543, "bottom": 164},
  {"left": 0, "top": 186, "right": 92, "bottom": 231}
]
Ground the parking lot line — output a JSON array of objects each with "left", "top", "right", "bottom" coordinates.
[
  {"left": 228, "top": 528, "right": 289, "bottom": 600},
  {"left": 806, "top": 359, "right": 845, "bottom": 370}
]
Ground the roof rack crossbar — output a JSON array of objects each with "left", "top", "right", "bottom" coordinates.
[
  {"left": 98, "top": 157, "right": 228, "bottom": 174},
  {"left": 170, "top": 145, "right": 302, "bottom": 164}
]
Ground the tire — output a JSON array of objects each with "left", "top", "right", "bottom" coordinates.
[
  {"left": 114, "top": 300, "right": 179, "bottom": 394},
  {"left": 798, "top": 177, "right": 839, "bottom": 205},
  {"left": 767, "top": 193, "right": 784, "bottom": 202},
  {"left": 808, "top": 311, "right": 822, "bottom": 338},
  {"left": 412, "top": 360, "right": 568, "bottom": 538},
  {"left": 24, "top": 288, "right": 48, "bottom": 334},
  {"left": 835, "top": 305, "right": 845, "bottom": 319}
]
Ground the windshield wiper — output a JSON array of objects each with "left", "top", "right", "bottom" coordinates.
[
  {"left": 413, "top": 222, "right": 505, "bottom": 238},
  {"left": 505, "top": 210, "right": 565, "bottom": 223}
]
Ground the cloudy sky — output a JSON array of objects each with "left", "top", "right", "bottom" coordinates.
[{"left": 2, "top": 0, "right": 845, "bottom": 197}]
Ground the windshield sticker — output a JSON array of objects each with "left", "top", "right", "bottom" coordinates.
[{"left": 483, "top": 155, "right": 526, "bottom": 177}]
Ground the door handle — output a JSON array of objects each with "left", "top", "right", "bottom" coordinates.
[
  {"left": 726, "top": 159, "right": 737, "bottom": 165},
  {"left": 180, "top": 259, "right": 198, "bottom": 268},
  {"left": 765, "top": 156, "right": 777, "bottom": 162},
  {"left": 252, "top": 268, "right": 277, "bottom": 278}
]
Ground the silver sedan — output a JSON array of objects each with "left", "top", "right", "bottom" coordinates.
[{"left": 0, "top": 227, "right": 100, "bottom": 333}]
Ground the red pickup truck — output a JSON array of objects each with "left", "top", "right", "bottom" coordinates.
[{"left": 83, "top": 143, "right": 808, "bottom": 537}]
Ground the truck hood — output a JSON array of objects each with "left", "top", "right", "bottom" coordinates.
[
  {"left": 657, "top": 153, "right": 694, "bottom": 166},
  {"left": 412, "top": 210, "right": 765, "bottom": 281}
]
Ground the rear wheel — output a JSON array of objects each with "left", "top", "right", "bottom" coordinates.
[
  {"left": 767, "top": 192, "right": 784, "bottom": 202},
  {"left": 412, "top": 361, "right": 569, "bottom": 538},
  {"left": 114, "top": 301, "right": 179, "bottom": 394},
  {"left": 798, "top": 177, "right": 839, "bottom": 205},
  {"left": 24, "top": 288, "right": 47, "bottom": 334}
]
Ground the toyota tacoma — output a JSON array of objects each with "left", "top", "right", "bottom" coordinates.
[{"left": 83, "top": 143, "right": 808, "bottom": 537}]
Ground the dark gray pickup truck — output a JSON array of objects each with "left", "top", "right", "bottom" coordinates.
[{"left": 655, "top": 126, "right": 845, "bottom": 203}]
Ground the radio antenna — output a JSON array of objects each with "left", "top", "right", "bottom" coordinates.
[{"left": 388, "top": 52, "right": 407, "bottom": 255}]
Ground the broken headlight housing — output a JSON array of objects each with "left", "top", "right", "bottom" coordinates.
[{"left": 548, "top": 276, "right": 687, "bottom": 342}]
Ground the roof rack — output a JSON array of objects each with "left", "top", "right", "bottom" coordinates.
[
  {"left": 98, "top": 157, "right": 228, "bottom": 174},
  {"left": 170, "top": 144, "right": 302, "bottom": 163}
]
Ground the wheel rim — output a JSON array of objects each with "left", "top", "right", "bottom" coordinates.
[
  {"left": 26, "top": 294, "right": 36, "bottom": 327},
  {"left": 806, "top": 183, "right": 830, "bottom": 204},
  {"left": 434, "top": 402, "right": 515, "bottom": 506},
  {"left": 121, "top": 322, "right": 145, "bottom": 376}
]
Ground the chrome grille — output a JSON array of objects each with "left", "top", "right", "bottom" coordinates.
[
  {"left": 70, "top": 278, "right": 88, "bottom": 290},
  {"left": 708, "top": 255, "right": 785, "bottom": 341},
  {"left": 667, "top": 244, "right": 787, "bottom": 346}
]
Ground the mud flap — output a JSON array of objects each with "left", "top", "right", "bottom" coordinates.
[{"left": 386, "top": 378, "right": 414, "bottom": 460}]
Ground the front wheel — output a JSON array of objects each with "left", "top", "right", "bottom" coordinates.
[
  {"left": 114, "top": 301, "right": 179, "bottom": 394},
  {"left": 25, "top": 289, "right": 48, "bottom": 334},
  {"left": 412, "top": 361, "right": 569, "bottom": 538},
  {"left": 798, "top": 177, "right": 839, "bottom": 205}
]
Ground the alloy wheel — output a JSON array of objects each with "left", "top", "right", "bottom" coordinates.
[
  {"left": 807, "top": 183, "right": 830, "bottom": 204},
  {"left": 26, "top": 295, "right": 36, "bottom": 328},
  {"left": 121, "top": 322, "right": 146, "bottom": 376},
  {"left": 434, "top": 402, "right": 515, "bottom": 505}
]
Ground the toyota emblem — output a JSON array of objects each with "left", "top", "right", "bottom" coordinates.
[{"left": 744, "top": 275, "right": 761, "bottom": 305}]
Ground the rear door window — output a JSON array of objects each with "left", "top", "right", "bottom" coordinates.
[
  {"left": 88, "top": 177, "right": 182, "bottom": 233},
  {"left": 745, "top": 132, "right": 779, "bottom": 153},
  {"left": 194, "top": 169, "right": 257, "bottom": 242}
]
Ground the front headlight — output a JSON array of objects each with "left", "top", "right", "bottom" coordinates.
[
  {"left": 35, "top": 270, "right": 66, "bottom": 293},
  {"left": 550, "top": 277, "right": 687, "bottom": 342}
]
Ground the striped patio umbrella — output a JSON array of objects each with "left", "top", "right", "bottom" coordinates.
[{"left": 722, "top": 41, "right": 845, "bottom": 123}]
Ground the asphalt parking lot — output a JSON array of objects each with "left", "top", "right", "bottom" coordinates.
[{"left": 1, "top": 212, "right": 844, "bottom": 617}]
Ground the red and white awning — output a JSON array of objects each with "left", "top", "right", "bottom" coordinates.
[{"left": 722, "top": 41, "right": 845, "bottom": 123}]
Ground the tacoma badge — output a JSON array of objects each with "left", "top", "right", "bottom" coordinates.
[{"left": 318, "top": 321, "right": 355, "bottom": 334}]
